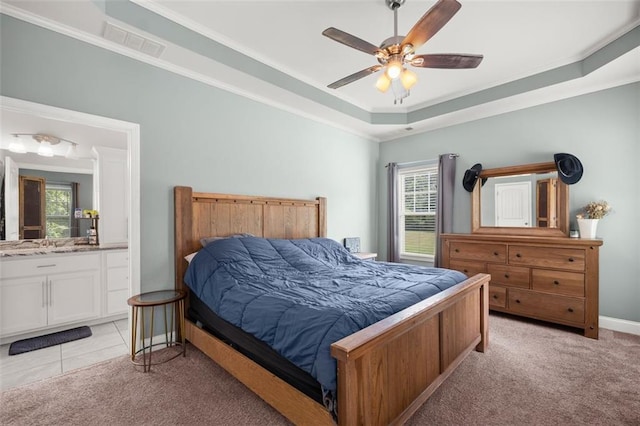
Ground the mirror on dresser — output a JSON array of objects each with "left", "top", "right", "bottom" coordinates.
[{"left": 471, "top": 161, "right": 569, "bottom": 237}]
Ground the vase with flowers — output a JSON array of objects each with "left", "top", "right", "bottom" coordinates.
[{"left": 576, "top": 200, "right": 611, "bottom": 239}]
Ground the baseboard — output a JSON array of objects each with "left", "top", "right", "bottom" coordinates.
[{"left": 599, "top": 316, "right": 640, "bottom": 336}]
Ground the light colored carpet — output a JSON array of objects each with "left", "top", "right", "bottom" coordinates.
[{"left": 2, "top": 313, "right": 639, "bottom": 425}]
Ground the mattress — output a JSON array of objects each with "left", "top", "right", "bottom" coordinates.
[{"left": 188, "top": 291, "right": 323, "bottom": 404}]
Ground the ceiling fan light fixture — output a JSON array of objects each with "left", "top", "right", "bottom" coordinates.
[
  {"left": 375, "top": 73, "right": 392, "bottom": 93},
  {"left": 8, "top": 135, "right": 27, "bottom": 154},
  {"left": 400, "top": 68, "right": 418, "bottom": 90},
  {"left": 323, "top": 0, "right": 483, "bottom": 104},
  {"left": 374, "top": 50, "right": 389, "bottom": 61},
  {"left": 386, "top": 58, "right": 403, "bottom": 79}
]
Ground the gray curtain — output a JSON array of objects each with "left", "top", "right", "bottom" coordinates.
[
  {"left": 387, "top": 162, "right": 400, "bottom": 262},
  {"left": 434, "top": 153, "right": 457, "bottom": 267}
]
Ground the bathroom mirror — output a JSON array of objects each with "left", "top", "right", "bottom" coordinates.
[
  {"left": 471, "top": 161, "right": 569, "bottom": 237},
  {"left": 1, "top": 106, "right": 126, "bottom": 241}
]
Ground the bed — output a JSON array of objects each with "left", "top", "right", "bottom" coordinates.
[{"left": 174, "top": 186, "right": 490, "bottom": 425}]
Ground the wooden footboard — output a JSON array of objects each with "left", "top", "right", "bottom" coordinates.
[{"left": 332, "top": 273, "right": 489, "bottom": 425}]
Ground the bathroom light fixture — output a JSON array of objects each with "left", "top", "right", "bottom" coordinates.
[
  {"left": 10, "top": 133, "right": 79, "bottom": 158},
  {"left": 8, "top": 135, "right": 27, "bottom": 154},
  {"left": 65, "top": 142, "right": 79, "bottom": 159},
  {"left": 37, "top": 140, "right": 54, "bottom": 157}
]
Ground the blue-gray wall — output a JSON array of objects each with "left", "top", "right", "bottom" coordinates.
[
  {"left": 379, "top": 83, "right": 640, "bottom": 322},
  {"left": 1, "top": 15, "right": 379, "bottom": 289},
  {"left": 2, "top": 14, "right": 638, "bottom": 323}
]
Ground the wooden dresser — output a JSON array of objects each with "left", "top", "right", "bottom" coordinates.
[{"left": 441, "top": 234, "right": 603, "bottom": 338}]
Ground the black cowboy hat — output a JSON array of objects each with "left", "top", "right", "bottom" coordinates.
[
  {"left": 554, "top": 153, "right": 583, "bottom": 185},
  {"left": 462, "top": 163, "right": 484, "bottom": 192}
]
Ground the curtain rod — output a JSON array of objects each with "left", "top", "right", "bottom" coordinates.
[{"left": 387, "top": 153, "right": 459, "bottom": 168}]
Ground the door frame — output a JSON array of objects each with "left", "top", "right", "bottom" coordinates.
[{"left": 1, "top": 96, "right": 141, "bottom": 327}]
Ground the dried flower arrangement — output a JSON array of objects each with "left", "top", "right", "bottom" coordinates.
[{"left": 576, "top": 201, "right": 611, "bottom": 220}]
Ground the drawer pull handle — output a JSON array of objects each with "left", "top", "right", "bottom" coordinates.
[
  {"left": 37, "top": 264, "right": 57, "bottom": 268},
  {"left": 493, "top": 252, "right": 499, "bottom": 256},
  {"left": 492, "top": 295, "right": 498, "bottom": 299},
  {"left": 504, "top": 274, "right": 510, "bottom": 279},
  {"left": 567, "top": 308, "right": 574, "bottom": 313},
  {"left": 515, "top": 299, "right": 521, "bottom": 304},
  {"left": 454, "top": 249, "right": 460, "bottom": 253},
  {"left": 516, "top": 253, "right": 522, "bottom": 258},
  {"left": 463, "top": 269, "right": 468, "bottom": 273},
  {"left": 554, "top": 280, "right": 560, "bottom": 285},
  {"left": 568, "top": 258, "right": 574, "bottom": 262}
]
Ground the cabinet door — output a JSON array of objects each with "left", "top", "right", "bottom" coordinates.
[
  {"left": 0, "top": 276, "right": 48, "bottom": 335},
  {"left": 95, "top": 147, "right": 128, "bottom": 245},
  {"left": 48, "top": 270, "right": 101, "bottom": 325}
]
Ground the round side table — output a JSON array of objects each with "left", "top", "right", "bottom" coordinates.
[{"left": 127, "top": 289, "right": 186, "bottom": 372}]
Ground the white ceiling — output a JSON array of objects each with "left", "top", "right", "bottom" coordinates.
[{"left": 2, "top": 0, "right": 640, "bottom": 141}]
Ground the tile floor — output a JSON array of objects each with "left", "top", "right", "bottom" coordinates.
[{"left": 0, "top": 319, "right": 129, "bottom": 391}]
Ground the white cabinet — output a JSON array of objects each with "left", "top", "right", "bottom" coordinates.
[
  {"left": 0, "top": 276, "right": 48, "bottom": 334},
  {"left": 0, "top": 253, "right": 101, "bottom": 337},
  {"left": 103, "top": 249, "right": 129, "bottom": 315},
  {"left": 93, "top": 146, "right": 128, "bottom": 246},
  {"left": 48, "top": 271, "right": 101, "bottom": 325}
]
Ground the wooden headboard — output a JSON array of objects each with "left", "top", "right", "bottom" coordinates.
[{"left": 174, "top": 186, "right": 327, "bottom": 291}]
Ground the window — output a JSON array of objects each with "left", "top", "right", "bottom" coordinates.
[
  {"left": 45, "top": 182, "right": 73, "bottom": 238},
  {"left": 398, "top": 163, "right": 438, "bottom": 261}
]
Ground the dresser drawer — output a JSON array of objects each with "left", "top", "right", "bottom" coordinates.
[
  {"left": 508, "top": 289, "right": 585, "bottom": 324},
  {"left": 449, "top": 260, "right": 486, "bottom": 277},
  {"left": 508, "top": 246, "right": 585, "bottom": 272},
  {"left": 449, "top": 242, "right": 506, "bottom": 263},
  {"left": 487, "top": 264, "right": 530, "bottom": 289},
  {"left": 532, "top": 269, "right": 585, "bottom": 297},
  {"left": 489, "top": 285, "right": 507, "bottom": 308}
]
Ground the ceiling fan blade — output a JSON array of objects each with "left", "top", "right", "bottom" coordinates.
[
  {"left": 411, "top": 54, "right": 483, "bottom": 69},
  {"left": 402, "top": 0, "right": 461, "bottom": 51},
  {"left": 327, "top": 65, "right": 383, "bottom": 89},
  {"left": 322, "top": 27, "right": 381, "bottom": 56}
]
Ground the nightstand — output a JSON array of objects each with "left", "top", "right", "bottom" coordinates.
[
  {"left": 353, "top": 252, "right": 377, "bottom": 261},
  {"left": 127, "top": 289, "right": 186, "bottom": 372}
]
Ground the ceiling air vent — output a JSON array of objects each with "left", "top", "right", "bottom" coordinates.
[{"left": 103, "top": 22, "right": 165, "bottom": 58}]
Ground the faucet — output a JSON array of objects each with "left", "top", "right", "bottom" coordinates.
[{"left": 40, "top": 237, "right": 56, "bottom": 248}]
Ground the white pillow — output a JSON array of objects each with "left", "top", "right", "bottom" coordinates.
[{"left": 184, "top": 252, "right": 198, "bottom": 263}]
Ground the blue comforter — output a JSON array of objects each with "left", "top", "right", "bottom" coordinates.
[{"left": 184, "top": 237, "right": 466, "bottom": 393}]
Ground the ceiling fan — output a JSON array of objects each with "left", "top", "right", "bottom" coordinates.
[{"left": 322, "top": 0, "right": 483, "bottom": 103}]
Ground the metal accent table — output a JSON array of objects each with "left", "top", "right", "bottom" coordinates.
[{"left": 127, "top": 289, "right": 186, "bottom": 372}]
